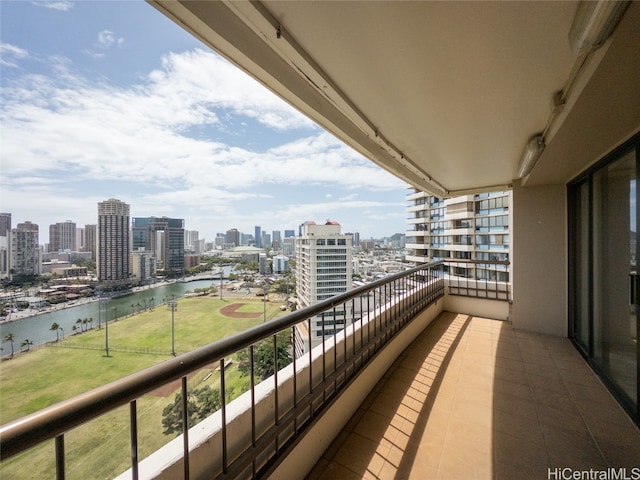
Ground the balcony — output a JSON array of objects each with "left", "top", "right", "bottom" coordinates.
[
  {"left": 308, "top": 312, "right": 640, "bottom": 479},
  {"left": 2, "top": 262, "right": 638, "bottom": 479}
]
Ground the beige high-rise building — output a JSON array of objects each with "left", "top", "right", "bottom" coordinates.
[{"left": 97, "top": 199, "right": 130, "bottom": 283}]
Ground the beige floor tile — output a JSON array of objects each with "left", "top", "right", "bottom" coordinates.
[
  {"left": 493, "top": 430, "right": 550, "bottom": 480},
  {"left": 492, "top": 408, "right": 545, "bottom": 444},
  {"left": 331, "top": 432, "right": 389, "bottom": 478},
  {"left": 305, "top": 312, "right": 639, "bottom": 480},
  {"left": 492, "top": 364, "right": 529, "bottom": 385},
  {"left": 436, "top": 442, "right": 493, "bottom": 480},
  {"left": 314, "top": 461, "right": 364, "bottom": 480},
  {"left": 450, "top": 397, "right": 493, "bottom": 427}
]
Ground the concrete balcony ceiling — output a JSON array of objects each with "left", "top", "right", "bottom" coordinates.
[{"left": 150, "top": 1, "right": 640, "bottom": 196}]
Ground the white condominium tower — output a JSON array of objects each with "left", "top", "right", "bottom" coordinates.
[
  {"left": 97, "top": 198, "right": 131, "bottom": 283},
  {"left": 10, "top": 221, "right": 41, "bottom": 279},
  {"left": 405, "top": 189, "right": 511, "bottom": 282},
  {"left": 295, "top": 220, "right": 352, "bottom": 352}
]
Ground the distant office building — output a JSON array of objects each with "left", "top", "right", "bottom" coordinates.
[
  {"left": 215, "top": 234, "right": 225, "bottom": 249},
  {"left": 0, "top": 213, "right": 10, "bottom": 280},
  {"left": 259, "top": 252, "right": 269, "bottom": 274},
  {"left": 132, "top": 217, "right": 185, "bottom": 275},
  {"left": 184, "top": 230, "right": 199, "bottom": 252},
  {"left": 254, "top": 226, "right": 262, "bottom": 248},
  {"left": 284, "top": 229, "right": 295, "bottom": 238},
  {"left": 10, "top": 221, "right": 41, "bottom": 278},
  {"left": 272, "top": 255, "right": 289, "bottom": 274},
  {"left": 49, "top": 220, "right": 76, "bottom": 252},
  {"left": 263, "top": 233, "right": 271, "bottom": 249},
  {"left": 353, "top": 232, "right": 360, "bottom": 247},
  {"left": 272, "top": 230, "right": 281, "bottom": 250},
  {"left": 295, "top": 220, "right": 352, "bottom": 351},
  {"left": 241, "top": 233, "right": 252, "bottom": 246},
  {"left": 76, "top": 227, "right": 85, "bottom": 252},
  {"left": 85, "top": 224, "right": 97, "bottom": 260},
  {"left": 360, "top": 240, "right": 375, "bottom": 251},
  {"left": 97, "top": 198, "right": 131, "bottom": 283},
  {"left": 226, "top": 228, "right": 240, "bottom": 247},
  {"left": 283, "top": 237, "right": 296, "bottom": 257},
  {"left": 0, "top": 213, "right": 11, "bottom": 237},
  {"left": 131, "top": 248, "right": 155, "bottom": 285}
]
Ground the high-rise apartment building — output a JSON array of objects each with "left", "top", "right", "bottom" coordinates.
[
  {"left": 0, "top": 213, "right": 11, "bottom": 237},
  {"left": 284, "top": 230, "right": 295, "bottom": 238},
  {"left": 132, "top": 217, "right": 185, "bottom": 275},
  {"left": 10, "top": 221, "right": 41, "bottom": 279},
  {"left": 254, "top": 226, "right": 262, "bottom": 248},
  {"left": 295, "top": 221, "right": 352, "bottom": 351},
  {"left": 272, "top": 230, "right": 281, "bottom": 250},
  {"left": 76, "top": 227, "right": 84, "bottom": 252},
  {"left": 97, "top": 199, "right": 131, "bottom": 283},
  {"left": 84, "top": 224, "right": 97, "bottom": 260},
  {"left": 49, "top": 220, "right": 76, "bottom": 252},
  {"left": 283, "top": 237, "right": 295, "bottom": 257},
  {"left": 184, "top": 230, "right": 199, "bottom": 252},
  {"left": 0, "top": 213, "right": 10, "bottom": 280},
  {"left": 405, "top": 189, "right": 510, "bottom": 281},
  {"left": 226, "top": 228, "right": 240, "bottom": 247}
]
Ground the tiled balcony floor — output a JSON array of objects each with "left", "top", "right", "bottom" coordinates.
[{"left": 306, "top": 311, "right": 640, "bottom": 480}]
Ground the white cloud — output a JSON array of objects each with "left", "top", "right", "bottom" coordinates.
[
  {"left": 97, "top": 30, "right": 124, "bottom": 49},
  {"left": 32, "top": 1, "right": 73, "bottom": 11},
  {"left": 0, "top": 43, "right": 29, "bottom": 68},
  {"left": 1, "top": 47, "right": 406, "bottom": 239}
]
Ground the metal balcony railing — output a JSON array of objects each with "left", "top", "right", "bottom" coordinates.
[
  {"left": 443, "top": 260, "right": 511, "bottom": 301},
  {"left": 0, "top": 262, "right": 445, "bottom": 480}
]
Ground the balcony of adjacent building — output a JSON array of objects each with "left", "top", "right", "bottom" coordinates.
[{"left": 1, "top": 262, "right": 638, "bottom": 480}]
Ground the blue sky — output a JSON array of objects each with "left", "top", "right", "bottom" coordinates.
[{"left": 0, "top": 0, "right": 408, "bottom": 244}]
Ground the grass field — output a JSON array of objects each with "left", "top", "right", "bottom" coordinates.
[{"left": 0, "top": 296, "right": 285, "bottom": 479}]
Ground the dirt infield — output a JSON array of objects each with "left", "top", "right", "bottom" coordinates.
[
  {"left": 149, "top": 362, "right": 217, "bottom": 397},
  {"left": 220, "top": 303, "right": 263, "bottom": 319}
]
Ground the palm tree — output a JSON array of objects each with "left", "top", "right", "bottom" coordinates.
[
  {"left": 50, "top": 323, "right": 60, "bottom": 342},
  {"left": 76, "top": 318, "right": 82, "bottom": 332},
  {"left": 3, "top": 333, "right": 15, "bottom": 358},
  {"left": 82, "top": 318, "right": 89, "bottom": 331},
  {"left": 88, "top": 317, "right": 94, "bottom": 329},
  {"left": 72, "top": 325, "right": 77, "bottom": 335},
  {"left": 21, "top": 338, "right": 33, "bottom": 352}
]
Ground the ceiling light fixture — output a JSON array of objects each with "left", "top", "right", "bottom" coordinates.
[
  {"left": 569, "top": 0, "right": 630, "bottom": 54},
  {"left": 517, "top": 134, "right": 545, "bottom": 179}
]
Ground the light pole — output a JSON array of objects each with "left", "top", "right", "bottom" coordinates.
[
  {"left": 263, "top": 284, "right": 268, "bottom": 323},
  {"left": 101, "top": 297, "right": 111, "bottom": 357},
  {"left": 220, "top": 269, "right": 223, "bottom": 300},
  {"left": 167, "top": 299, "right": 177, "bottom": 356}
]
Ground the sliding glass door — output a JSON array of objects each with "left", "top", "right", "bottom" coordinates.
[{"left": 569, "top": 133, "right": 639, "bottom": 422}]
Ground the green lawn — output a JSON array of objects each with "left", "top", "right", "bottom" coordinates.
[{"left": 0, "top": 296, "right": 285, "bottom": 479}]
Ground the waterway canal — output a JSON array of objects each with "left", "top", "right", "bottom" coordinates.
[{"left": 0, "top": 279, "right": 221, "bottom": 349}]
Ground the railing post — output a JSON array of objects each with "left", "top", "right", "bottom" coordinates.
[
  {"left": 55, "top": 435, "right": 65, "bottom": 480},
  {"left": 130, "top": 400, "right": 139, "bottom": 480},
  {"left": 181, "top": 376, "right": 189, "bottom": 479}
]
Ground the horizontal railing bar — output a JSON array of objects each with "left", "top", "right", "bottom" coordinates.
[{"left": 0, "top": 262, "right": 443, "bottom": 461}]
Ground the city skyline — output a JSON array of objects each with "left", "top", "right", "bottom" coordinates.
[{"left": 0, "top": 1, "right": 407, "bottom": 244}]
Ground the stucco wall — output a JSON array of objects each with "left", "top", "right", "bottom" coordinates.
[{"left": 512, "top": 182, "right": 567, "bottom": 336}]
